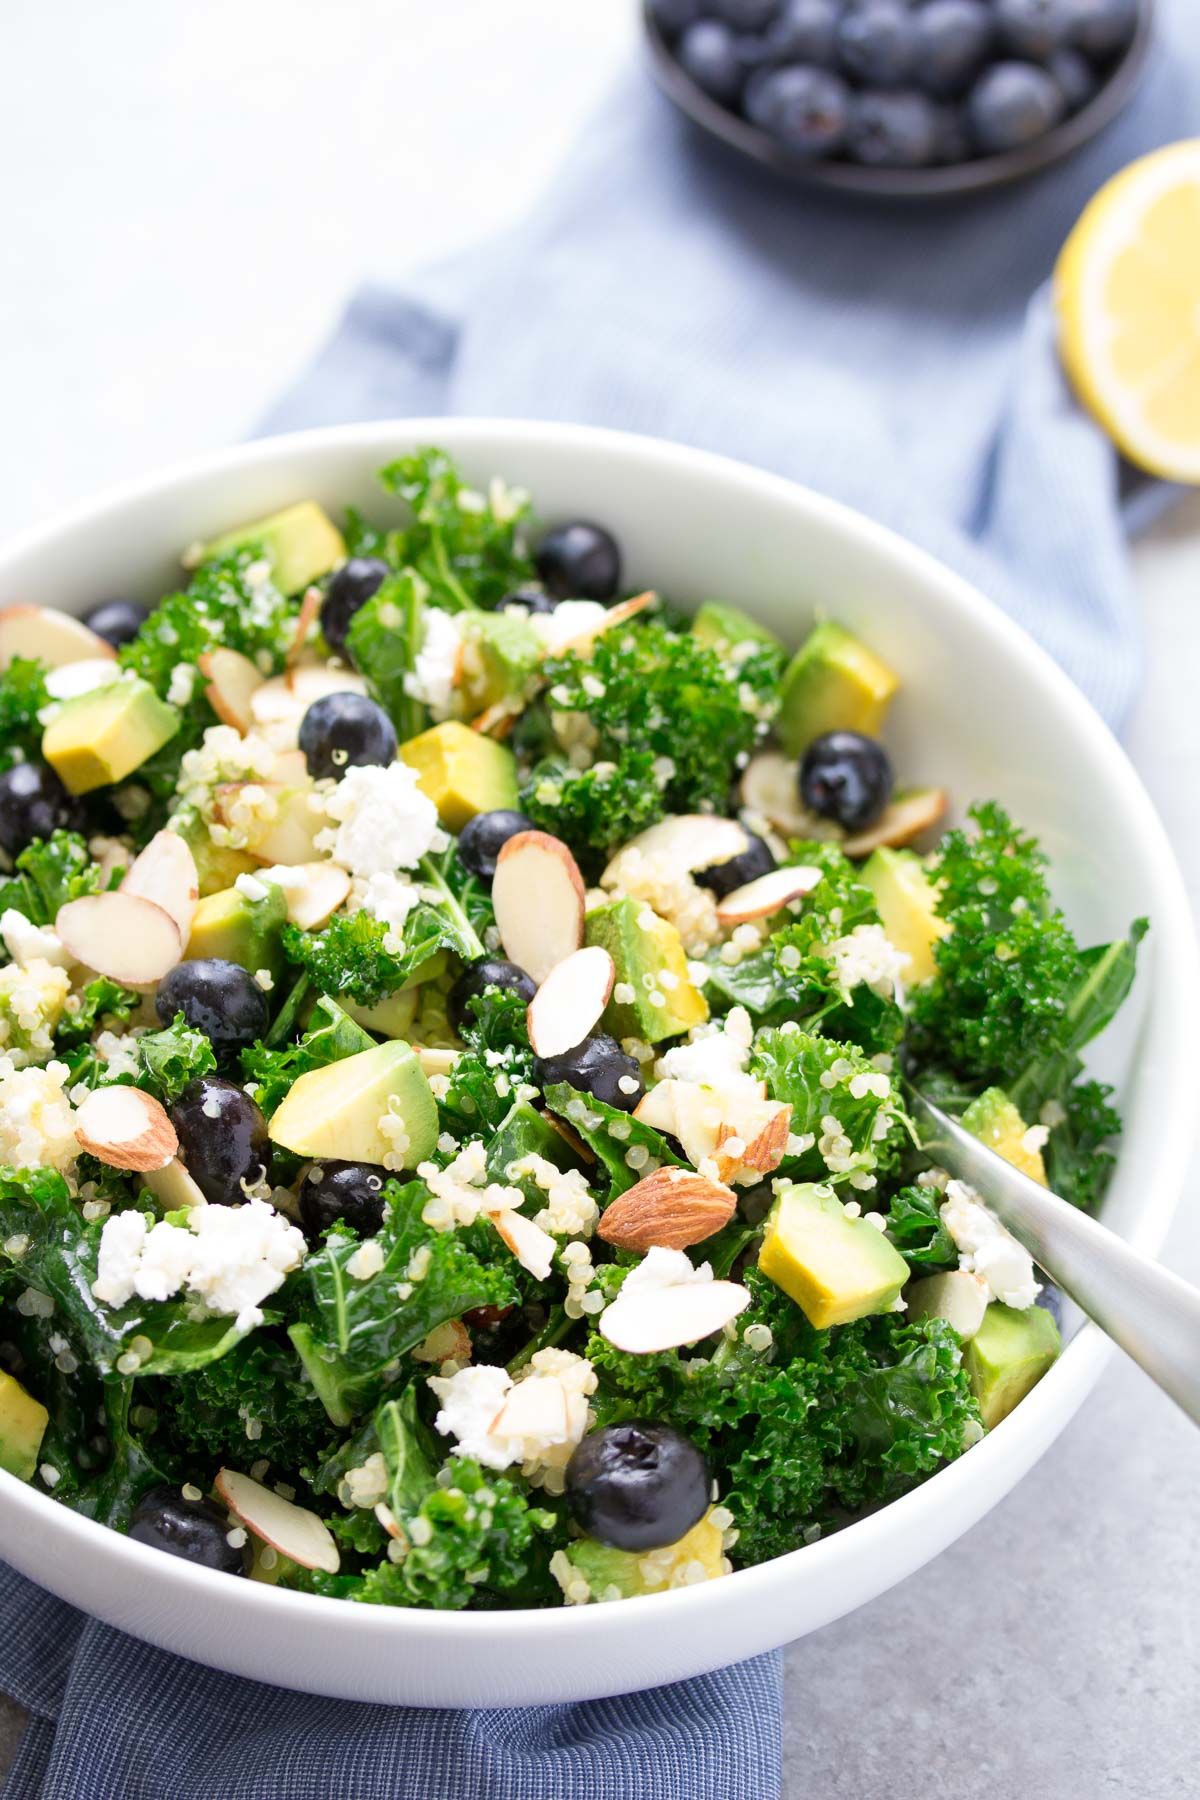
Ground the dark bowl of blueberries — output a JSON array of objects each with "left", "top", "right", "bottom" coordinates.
[{"left": 644, "top": 0, "right": 1153, "bottom": 196}]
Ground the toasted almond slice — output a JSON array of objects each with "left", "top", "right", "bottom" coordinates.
[
  {"left": 268, "top": 748, "right": 311, "bottom": 785},
  {"left": 713, "top": 1102, "right": 792, "bottom": 1183},
  {"left": 600, "top": 814, "right": 749, "bottom": 890},
  {"left": 120, "top": 829, "right": 200, "bottom": 944},
  {"left": 527, "top": 946, "right": 614, "bottom": 1058},
  {"left": 199, "top": 646, "right": 264, "bottom": 733},
  {"left": 249, "top": 673, "right": 302, "bottom": 727},
  {"left": 469, "top": 700, "right": 519, "bottom": 740},
  {"left": 489, "top": 1375, "right": 569, "bottom": 1441},
  {"left": 600, "top": 1276, "right": 750, "bottom": 1355},
  {"left": 215, "top": 1469, "right": 341, "bottom": 1574},
  {"left": 139, "top": 1156, "right": 207, "bottom": 1210},
  {"left": 56, "top": 891, "right": 182, "bottom": 988},
  {"left": 490, "top": 1207, "right": 556, "bottom": 1282},
  {"left": 715, "top": 864, "right": 822, "bottom": 927},
  {"left": 75, "top": 1085, "right": 177, "bottom": 1172},
  {"left": 0, "top": 605, "right": 117, "bottom": 672},
  {"left": 287, "top": 585, "right": 324, "bottom": 667},
  {"left": 598, "top": 1166, "right": 737, "bottom": 1253},
  {"left": 492, "top": 830, "right": 585, "bottom": 986},
  {"left": 287, "top": 662, "right": 369, "bottom": 706},
  {"left": 262, "top": 861, "right": 351, "bottom": 931},
  {"left": 740, "top": 751, "right": 830, "bottom": 840},
  {"left": 842, "top": 788, "right": 948, "bottom": 859},
  {"left": 555, "top": 590, "right": 656, "bottom": 658},
  {"left": 42, "top": 658, "right": 124, "bottom": 703}
]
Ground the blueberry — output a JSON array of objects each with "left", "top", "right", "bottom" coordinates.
[
  {"left": 966, "top": 61, "right": 1065, "bottom": 153},
  {"left": 913, "top": 0, "right": 994, "bottom": 97},
  {"left": 0, "top": 762, "right": 84, "bottom": 863},
  {"left": 647, "top": 0, "right": 705, "bottom": 33},
  {"left": 533, "top": 523, "right": 622, "bottom": 604},
  {"left": 759, "top": 0, "right": 840, "bottom": 67},
  {"left": 677, "top": 20, "right": 746, "bottom": 103},
  {"left": 847, "top": 88, "right": 940, "bottom": 164},
  {"left": 298, "top": 691, "right": 397, "bottom": 781},
  {"left": 708, "top": 0, "right": 778, "bottom": 28},
  {"left": 930, "top": 100, "right": 973, "bottom": 162},
  {"left": 82, "top": 599, "right": 150, "bottom": 648},
  {"left": 837, "top": 2, "right": 917, "bottom": 88},
  {"left": 744, "top": 65, "right": 850, "bottom": 158},
  {"left": 799, "top": 731, "right": 893, "bottom": 829},
  {"left": 170, "top": 1076, "right": 270, "bottom": 1206},
  {"left": 457, "top": 809, "right": 536, "bottom": 882},
  {"left": 447, "top": 956, "right": 537, "bottom": 1037},
  {"left": 157, "top": 959, "right": 271, "bottom": 1060},
  {"left": 300, "top": 1159, "right": 389, "bottom": 1240},
  {"left": 319, "top": 557, "right": 390, "bottom": 658},
  {"left": 531, "top": 1034, "right": 645, "bottom": 1112},
  {"left": 695, "top": 832, "right": 776, "bottom": 897},
  {"left": 565, "top": 1422, "right": 711, "bottom": 1552},
  {"left": 1048, "top": 45, "right": 1098, "bottom": 109},
  {"left": 993, "top": 0, "right": 1072, "bottom": 59},
  {"left": 1067, "top": 0, "right": 1137, "bottom": 56},
  {"left": 130, "top": 1485, "right": 248, "bottom": 1575},
  {"left": 500, "top": 586, "right": 558, "bottom": 616}
]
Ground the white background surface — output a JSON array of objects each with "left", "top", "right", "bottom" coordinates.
[{"left": 1, "top": 2, "right": 1198, "bottom": 1794}]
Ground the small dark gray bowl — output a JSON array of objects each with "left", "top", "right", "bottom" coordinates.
[{"left": 644, "top": 1, "right": 1155, "bottom": 199}]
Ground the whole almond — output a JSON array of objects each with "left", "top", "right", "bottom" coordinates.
[{"left": 597, "top": 1166, "right": 737, "bottom": 1254}]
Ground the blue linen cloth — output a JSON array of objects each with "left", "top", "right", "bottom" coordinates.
[{"left": 3, "top": 7, "right": 1197, "bottom": 1795}]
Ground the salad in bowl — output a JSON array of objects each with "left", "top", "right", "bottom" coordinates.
[{"left": 0, "top": 447, "right": 1145, "bottom": 1615}]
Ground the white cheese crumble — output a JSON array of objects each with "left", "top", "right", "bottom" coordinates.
[
  {"left": 825, "top": 923, "right": 911, "bottom": 1003},
  {"left": 319, "top": 762, "right": 444, "bottom": 878},
  {"left": 656, "top": 1006, "right": 756, "bottom": 1090},
  {"left": 527, "top": 600, "right": 608, "bottom": 655},
  {"left": 939, "top": 1179, "right": 1041, "bottom": 1309},
  {"left": 403, "top": 608, "right": 463, "bottom": 720},
  {"left": 0, "top": 1057, "right": 78, "bottom": 1170},
  {"left": 92, "top": 1199, "right": 306, "bottom": 1330},
  {"left": 0, "top": 909, "right": 71, "bottom": 970},
  {"left": 167, "top": 662, "right": 198, "bottom": 708},
  {"left": 428, "top": 1347, "right": 595, "bottom": 1485},
  {"left": 358, "top": 870, "right": 420, "bottom": 935}
]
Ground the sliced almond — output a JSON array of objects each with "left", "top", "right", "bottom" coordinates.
[
  {"left": 469, "top": 700, "right": 519, "bottom": 740},
  {"left": 75, "top": 1085, "right": 177, "bottom": 1172},
  {"left": 249, "top": 674, "right": 303, "bottom": 729},
  {"left": 527, "top": 946, "right": 614, "bottom": 1058},
  {"left": 715, "top": 864, "right": 823, "bottom": 927},
  {"left": 139, "top": 1156, "right": 207, "bottom": 1211},
  {"left": 555, "top": 589, "right": 657, "bottom": 658},
  {"left": 489, "top": 1375, "right": 569, "bottom": 1441},
  {"left": 598, "top": 1166, "right": 737, "bottom": 1253},
  {"left": 0, "top": 605, "right": 116, "bottom": 672},
  {"left": 120, "top": 829, "right": 200, "bottom": 944},
  {"left": 287, "top": 585, "right": 324, "bottom": 667},
  {"left": 713, "top": 1102, "right": 792, "bottom": 1183},
  {"left": 199, "top": 646, "right": 264, "bottom": 733},
  {"left": 215, "top": 1469, "right": 340, "bottom": 1574},
  {"left": 214, "top": 783, "right": 325, "bottom": 866},
  {"left": 490, "top": 1207, "right": 556, "bottom": 1282},
  {"left": 263, "top": 861, "right": 351, "bottom": 931},
  {"left": 268, "top": 748, "right": 311, "bottom": 786},
  {"left": 740, "top": 751, "right": 831, "bottom": 841},
  {"left": 492, "top": 830, "right": 585, "bottom": 986},
  {"left": 412, "top": 1317, "right": 472, "bottom": 1365},
  {"left": 42, "top": 658, "right": 124, "bottom": 703},
  {"left": 56, "top": 891, "right": 182, "bottom": 988},
  {"left": 842, "top": 787, "right": 948, "bottom": 859},
  {"left": 600, "top": 814, "right": 750, "bottom": 891},
  {"left": 632, "top": 1081, "right": 683, "bottom": 1138},
  {"left": 600, "top": 1275, "right": 750, "bottom": 1355},
  {"left": 287, "top": 662, "right": 369, "bottom": 706}
]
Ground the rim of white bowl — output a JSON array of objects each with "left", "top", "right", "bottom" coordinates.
[{"left": 0, "top": 418, "right": 1195, "bottom": 1662}]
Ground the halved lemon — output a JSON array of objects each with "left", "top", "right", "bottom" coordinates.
[{"left": 1055, "top": 140, "right": 1200, "bottom": 482}]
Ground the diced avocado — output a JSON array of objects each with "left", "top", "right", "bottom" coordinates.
[
  {"left": 0, "top": 1369, "right": 49, "bottom": 1483},
  {"left": 486, "top": 1099, "right": 589, "bottom": 1203},
  {"left": 457, "top": 612, "right": 542, "bottom": 716},
  {"left": 860, "top": 846, "right": 947, "bottom": 985},
  {"left": 584, "top": 898, "right": 708, "bottom": 1044},
  {"left": 759, "top": 1182, "right": 909, "bottom": 1328},
  {"left": 906, "top": 1271, "right": 989, "bottom": 1341},
  {"left": 42, "top": 677, "right": 179, "bottom": 795},
  {"left": 692, "top": 602, "right": 783, "bottom": 657},
  {"left": 400, "top": 721, "right": 519, "bottom": 832},
  {"left": 562, "top": 1513, "right": 727, "bottom": 1601},
  {"left": 962, "top": 1087, "right": 1048, "bottom": 1187},
  {"left": 186, "top": 880, "right": 288, "bottom": 985},
  {"left": 169, "top": 808, "right": 259, "bottom": 898},
  {"left": 777, "top": 620, "right": 898, "bottom": 757},
  {"left": 201, "top": 500, "right": 346, "bottom": 596},
  {"left": 964, "top": 1302, "right": 1060, "bottom": 1429},
  {"left": 268, "top": 1039, "right": 438, "bottom": 1167}
]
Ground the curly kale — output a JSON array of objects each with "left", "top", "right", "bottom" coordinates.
[
  {"left": 0, "top": 658, "right": 51, "bottom": 775},
  {"left": 135, "top": 1013, "right": 217, "bottom": 1105},
  {"left": 438, "top": 987, "right": 536, "bottom": 1136},
  {"left": 143, "top": 1336, "right": 336, "bottom": 1481},
  {"left": 0, "top": 831, "right": 106, "bottom": 928},
  {"left": 883, "top": 1184, "right": 957, "bottom": 1271},
  {"left": 751, "top": 1026, "right": 909, "bottom": 1189},
  {"left": 377, "top": 448, "right": 535, "bottom": 613},
  {"left": 542, "top": 1081, "right": 683, "bottom": 1200},
  {"left": 345, "top": 570, "right": 427, "bottom": 741},
  {"left": 519, "top": 620, "right": 774, "bottom": 872},
  {"left": 1042, "top": 1078, "right": 1123, "bottom": 1214},
  {"left": 241, "top": 997, "right": 375, "bottom": 1118},
  {"left": 118, "top": 547, "right": 296, "bottom": 699}
]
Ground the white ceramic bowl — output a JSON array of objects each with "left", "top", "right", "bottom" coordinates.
[{"left": 0, "top": 420, "right": 1194, "bottom": 1707}]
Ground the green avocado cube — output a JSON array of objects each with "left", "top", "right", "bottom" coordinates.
[
  {"left": 169, "top": 806, "right": 260, "bottom": 898},
  {"left": 0, "top": 1370, "right": 49, "bottom": 1483},
  {"left": 964, "top": 1303, "right": 1061, "bottom": 1429},
  {"left": 201, "top": 500, "right": 346, "bottom": 596},
  {"left": 185, "top": 880, "right": 288, "bottom": 985},
  {"left": 692, "top": 602, "right": 783, "bottom": 657},
  {"left": 777, "top": 620, "right": 898, "bottom": 757},
  {"left": 563, "top": 1515, "right": 726, "bottom": 1600},
  {"left": 458, "top": 612, "right": 542, "bottom": 716},
  {"left": 860, "top": 846, "right": 946, "bottom": 986},
  {"left": 42, "top": 677, "right": 179, "bottom": 795},
  {"left": 400, "top": 721, "right": 519, "bottom": 833},
  {"left": 759, "top": 1182, "right": 909, "bottom": 1328},
  {"left": 268, "top": 1039, "right": 438, "bottom": 1168},
  {"left": 584, "top": 898, "right": 708, "bottom": 1045}
]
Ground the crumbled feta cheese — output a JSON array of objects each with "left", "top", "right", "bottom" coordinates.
[
  {"left": 656, "top": 1006, "right": 755, "bottom": 1089},
  {"left": 167, "top": 662, "right": 198, "bottom": 708},
  {"left": 616, "top": 1245, "right": 713, "bottom": 1301},
  {"left": 92, "top": 1208, "right": 148, "bottom": 1308},
  {"left": 0, "top": 909, "right": 71, "bottom": 970},
  {"left": 234, "top": 872, "right": 270, "bottom": 904},
  {"left": 527, "top": 600, "right": 608, "bottom": 655},
  {"left": 42, "top": 660, "right": 122, "bottom": 704},
  {"left": 940, "top": 1179, "right": 1041, "bottom": 1309},
  {"left": 825, "top": 924, "right": 910, "bottom": 1003},
  {"left": 0, "top": 1057, "right": 78, "bottom": 1170},
  {"left": 91, "top": 1198, "right": 306, "bottom": 1330},
  {"left": 429, "top": 1347, "right": 595, "bottom": 1484},
  {"left": 358, "top": 870, "right": 420, "bottom": 935},
  {"left": 403, "top": 607, "right": 463, "bottom": 720},
  {"left": 320, "top": 763, "right": 444, "bottom": 877}
]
